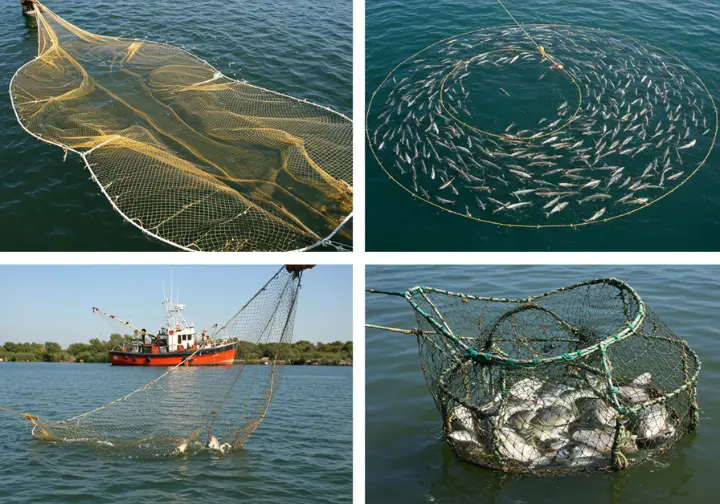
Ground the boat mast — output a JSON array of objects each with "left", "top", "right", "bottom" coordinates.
[{"left": 92, "top": 306, "right": 156, "bottom": 337}]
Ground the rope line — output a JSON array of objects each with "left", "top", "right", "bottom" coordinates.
[
  {"left": 0, "top": 406, "right": 46, "bottom": 424},
  {"left": 496, "top": 0, "right": 541, "bottom": 54},
  {"left": 365, "top": 323, "right": 420, "bottom": 335}
]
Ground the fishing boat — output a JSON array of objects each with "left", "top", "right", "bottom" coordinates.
[{"left": 98, "top": 297, "right": 236, "bottom": 366}]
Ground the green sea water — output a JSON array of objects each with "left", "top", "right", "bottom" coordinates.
[
  {"left": 366, "top": 265, "right": 719, "bottom": 503},
  {"left": 366, "top": 0, "right": 720, "bottom": 251},
  {"left": 0, "top": 0, "right": 351, "bottom": 251}
]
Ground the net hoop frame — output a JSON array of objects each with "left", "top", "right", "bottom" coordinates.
[
  {"left": 366, "top": 23, "right": 719, "bottom": 228},
  {"left": 397, "top": 277, "right": 647, "bottom": 368},
  {"left": 366, "top": 278, "right": 702, "bottom": 473},
  {"left": 10, "top": 1, "right": 353, "bottom": 252}
]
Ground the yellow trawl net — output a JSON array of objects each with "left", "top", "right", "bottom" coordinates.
[{"left": 10, "top": 2, "right": 353, "bottom": 251}]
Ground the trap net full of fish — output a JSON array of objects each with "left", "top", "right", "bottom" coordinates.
[
  {"left": 10, "top": 2, "right": 352, "bottom": 251},
  {"left": 367, "top": 278, "right": 701, "bottom": 474},
  {"left": 366, "top": 21, "right": 717, "bottom": 227},
  {"left": 0, "top": 266, "right": 304, "bottom": 459}
]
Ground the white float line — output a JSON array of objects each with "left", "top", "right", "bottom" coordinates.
[
  {"left": 81, "top": 135, "right": 122, "bottom": 156},
  {"left": 292, "top": 211, "right": 354, "bottom": 252},
  {"left": 190, "top": 71, "right": 224, "bottom": 87}
]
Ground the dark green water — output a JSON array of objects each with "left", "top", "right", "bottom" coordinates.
[
  {"left": 0, "top": 363, "right": 352, "bottom": 503},
  {"left": 0, "top": 0, "right": 351, "bottom": 251},
  {"left": 366, "top": 265, "right": 719, "bottom": 503},
  {"left": 366, "top": 0, "right": 720, "bottom": 251}
]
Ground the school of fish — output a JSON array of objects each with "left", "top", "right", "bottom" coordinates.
[
  {"left": 369, "top": 25, "right": 714, "bottom": 225},
  {"left": 447, "top": 372, "right": 678, "bottom": 470}
]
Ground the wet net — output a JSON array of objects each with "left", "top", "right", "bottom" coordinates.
[
  {"left": 1, "top": 266, "right": 304, "bottom": 458},
  {"left": 10, "top": 2, "right": 353, "bottom": 251},
  {"left": 366, "top": 10, "right": 717, "bottom": 226},
  {"left": 367, "top": 279, "right": 701, "bottom": 474}
]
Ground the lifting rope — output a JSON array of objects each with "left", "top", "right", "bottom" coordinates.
[{"left": 496, "top": 0, "right": 561, "bottom": 67}]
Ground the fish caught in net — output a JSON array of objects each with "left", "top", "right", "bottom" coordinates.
[
  {"left": 10, "top": 2, "right": 352, "bottom": 251},
  {"left": 367, "top": 21, "right": 717, "bottom": 227},
  {"left": 3, "top": 266, "right": 305, "bottom": 459},
  {"left": 367, "top": 278, "right": 701, "bottom": 474}
]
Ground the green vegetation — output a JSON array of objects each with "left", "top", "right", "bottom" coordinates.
[
  {"left": 0, "top": 334, "right": 131, "bottom": 363},
  {"left": 233, "top": 339, "right": 353, "bottom": 365},
  {"left": 0, "top": 336, "right": 352, "bottom": 365}
]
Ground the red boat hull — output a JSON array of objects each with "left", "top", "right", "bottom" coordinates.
[{"left": 109, "top": 343, "right": 236, "bottom": 366}]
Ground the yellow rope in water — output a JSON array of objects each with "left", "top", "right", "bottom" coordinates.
[
  {"left": 496, "top": 0, "right": 542, "bottom": 53},
  {"left": 365, "top": 324, "right": 420, "bottom": 335},
  {"left": 496, "top": 0, "right": 560, "bottom": 67},
  {"left": 0, "top": 406, "right": 45, "bottom": 424}
]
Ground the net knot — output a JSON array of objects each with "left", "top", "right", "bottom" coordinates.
[{"left": 22, "top": 413, "right": 39, "bottom": 423}]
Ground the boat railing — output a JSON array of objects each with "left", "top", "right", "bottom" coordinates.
[{"left": 200, "top": 337, "right": 231, "bottom": 349}]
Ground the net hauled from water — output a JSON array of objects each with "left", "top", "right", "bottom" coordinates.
[
  {"left": 9, "top": 266, "right": 304, "bottom": 458},
  {"left": 11, "top": 2, "right": 353, "bottom": 251},
  {"left": 367, "top": 279, "right": 701, "bottom": 474}
]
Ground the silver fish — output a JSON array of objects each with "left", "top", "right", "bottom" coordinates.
[{"left": 584, "top": 207, "right": 606, "bottom": 222}]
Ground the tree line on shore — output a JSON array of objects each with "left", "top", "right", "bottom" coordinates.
[{"left": 0, "top": 334, "right": 353, "bottom": 365}]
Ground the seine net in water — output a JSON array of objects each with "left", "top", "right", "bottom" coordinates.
[
  {"left": 367, "top": 25, "right": 717, "bottom": 226},
  {"left": 28, "top": 267, "right": 303, "bottom": 458},
  {"left": 369, "top": 279, "right": 701, "bottom": 474},
  {"left": 11, "top": 2, "right": 352, "bottom": 251}
]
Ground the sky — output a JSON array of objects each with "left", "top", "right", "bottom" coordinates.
[{"left": 0, "top": 265, "right": 352, "bottom": 346}]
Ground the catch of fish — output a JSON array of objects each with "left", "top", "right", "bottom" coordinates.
[
  {"left": 447, "top": 372, "right": 678, "bottom": 470},
  {"left": 368, "top": 25, "right": 716, "bottom": 225}
]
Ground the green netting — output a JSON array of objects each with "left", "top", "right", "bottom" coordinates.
[{"left": 368, "top": 278, "right": 701, "bottom": 474}]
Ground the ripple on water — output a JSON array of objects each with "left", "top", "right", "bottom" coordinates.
[{"left": 0, "top": 365, "right": 351, "bottom": 504}]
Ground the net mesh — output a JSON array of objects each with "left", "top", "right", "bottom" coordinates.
[
  {"left": 11, "top": 2, "right": 353, "bottom": 251},
  {"left": 26, "top": 266, "right": 303, "bottom": 458},
  {"left": 373, "top": 279, "right": 701, "bottom": 474},
  {"left": 366, "top": 23, "right": 717, "bottom": 226}
]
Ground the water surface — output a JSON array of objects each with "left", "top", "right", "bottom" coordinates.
[{"left": 0, "top": 363, "right": 352, "bottom": 503}]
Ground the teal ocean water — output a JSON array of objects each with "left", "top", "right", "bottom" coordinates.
[
  {"left": 0, "top": 0, "right": 351, "bottom": 251},
  {"left": 366, "top": 265, "right": 719, "bottom": 503},
  {"left": 366, "top": 0, "right": 720, "bottom": 251},
  {"left": 0, "top": 364, "right": 352, "bottom": 503}
]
